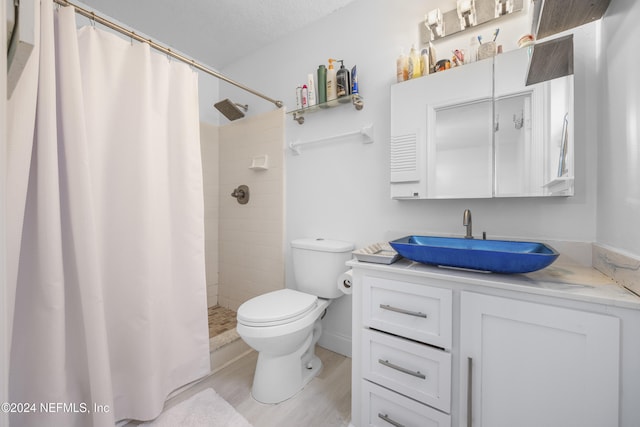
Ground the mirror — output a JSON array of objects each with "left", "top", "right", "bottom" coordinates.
[
  {"left": 389, "top": 47, "right": 574, "bottom": 199},
  {"left": 494, "top": 47, "right": 574, "bottom": 197}
]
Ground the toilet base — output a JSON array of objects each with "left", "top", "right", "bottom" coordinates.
[
  {"left": 250, "top": 318, "right": 324, "bottom": 404},
  {"left": 251, "top": 349, "right": 323, "bottom": 404}
]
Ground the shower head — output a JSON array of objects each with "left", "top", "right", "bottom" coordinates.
[{"left": 214, "top": 99, "right": 248, "bottom": 121}]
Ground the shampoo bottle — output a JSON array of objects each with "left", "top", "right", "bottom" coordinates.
[
  {"left": 307, "top": 74, "right": 317, "bottom": 106},
  {"left": 351, "top": 65, "right": 358, "bottom": 95},
  {"left": 396, "top": 49, "right": 408, "bottom": 82},
  {"left": 408, "top": 45, "right": 421, "bottom": 79},
  {"left": 317, "top": 65, "right": 327, "bottom": 104},
  {"left": 336, "top": 60, "right": 351, "bottom": 101},
  {"left": 420, "top": 48, "right": 430, "bottom": 76},
  {"left": 326, "top": 58, "right": 337, "bottom": 102}
]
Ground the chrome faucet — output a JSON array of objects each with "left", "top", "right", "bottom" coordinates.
[{"left": 463, "top": 209, "right": 473, "bottom": 239}]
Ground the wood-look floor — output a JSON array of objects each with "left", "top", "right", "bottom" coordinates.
[{"left": 170, "top": 346, "right": 352, "bottom": 427}]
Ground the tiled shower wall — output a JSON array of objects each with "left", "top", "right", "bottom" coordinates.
[
  {"left": 218, "top": 109, "right": 285, "bottom": 311},
  {"left": 200, "top": 122, "right": 220, "bottom": 307}
]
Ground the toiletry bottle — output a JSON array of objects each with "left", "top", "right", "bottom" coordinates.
[
  {"left": 317, "top": 65, "right": 327, "bottom": 104},
  {"left": 408, "top": 45, "right": 421, "bottom": 79},
  {"left": 295, "top": 86, "right": 303, "bottom": 110},
  {"left": 336, "top": 60, "right": 351, "bottom": 101},
  {"left": 396, "top": 49, "right": 408, "bottom": 82},
  {"left": 351, "top": 65, "right": 358, "bottom": 95},
  {"left": 468, "top": 36, "right": 479, "bottom": 63},
  {"left": 301, "top": 85, "right": 308, "bottom": 108},
  {"left": 307, "top": 74, "right": 317, "bottom": 106},
  {"left": 326, "top": 58, "right": 337, "bottom": 102},
  {"left": 420, "top": 48, "right": 430, "bottom": 77},
  {"left": 429, "top": 42, "right": 437, "bottom": 74}
]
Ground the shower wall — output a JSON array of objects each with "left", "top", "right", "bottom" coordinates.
[
  {"left": 218, "top": 109, "right": 286, "bottom": 311},
  {"left": 200, "top": 122, "right": 220, "bottom": 307}
]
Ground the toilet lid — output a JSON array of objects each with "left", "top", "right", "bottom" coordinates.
[{"left": 237, "top": 289, "right": 318, "bottom": 326}]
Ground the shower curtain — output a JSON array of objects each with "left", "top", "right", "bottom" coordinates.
[{"left": 7, "top": 1, "right": 210, "bottom": 426}]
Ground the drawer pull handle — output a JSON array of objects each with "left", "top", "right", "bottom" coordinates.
[
  {"left": 379, "top": 304, "right": 427, "bottom": 318},
  {"left": 378, "top": 359, "right": 427, "bottom": 380},
  {"left": 378, "top": 413, "right": 405, "bottom": 427}
]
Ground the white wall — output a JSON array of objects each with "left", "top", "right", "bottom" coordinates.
[
  {"left": 220, "top": 0, "right": 602, "bottom": 354},
  {"left": 597, "top": 0, "right": 640, "bottom": 258}
]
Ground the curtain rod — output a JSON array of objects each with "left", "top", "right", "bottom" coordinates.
[{"left": 53, "top": 0, "right": 284, "bottom": 109}]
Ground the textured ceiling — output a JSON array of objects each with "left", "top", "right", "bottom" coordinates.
[{"left": 79, "top": 0, "right": 358, "bottom": 70}]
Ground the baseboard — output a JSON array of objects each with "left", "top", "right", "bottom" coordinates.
[{"left": 318, "top": 330, "right": 352, "bottom": 357}]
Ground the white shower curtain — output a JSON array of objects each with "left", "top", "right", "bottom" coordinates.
[{"left": 7, "top": 2, "right": 210, "bottom": 426}]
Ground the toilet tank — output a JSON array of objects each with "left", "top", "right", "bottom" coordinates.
[{"left": 291, "top": 238, "right": 354, "bottom": 299}]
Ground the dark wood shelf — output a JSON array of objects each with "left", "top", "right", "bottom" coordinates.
[{"left": 526, "top": 35, "right": 573, "bottom": 86}]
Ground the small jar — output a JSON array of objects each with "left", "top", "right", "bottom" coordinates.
[{"left": 435, "top": 59, "right": 451, "bottom": 72}]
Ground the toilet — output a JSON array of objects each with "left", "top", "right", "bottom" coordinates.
[{"left": 236, "top": 238, "right": 354, "bottom": 404}]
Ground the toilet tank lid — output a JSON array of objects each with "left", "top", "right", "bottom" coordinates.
[{"left": 291, "top": 238, "right": 354, "bottom": 253}]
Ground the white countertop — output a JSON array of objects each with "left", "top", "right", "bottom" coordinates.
[{"left": 347, "top": 256, "right": 640, "bottom": 310}]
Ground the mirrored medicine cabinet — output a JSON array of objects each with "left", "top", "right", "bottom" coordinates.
[{"left": 390, "top": 46, "right": 574, "bottom": 199}]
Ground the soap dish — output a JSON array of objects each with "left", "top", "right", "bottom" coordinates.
[{"left": 353, "top": 242, "right": 401, "bottom": 264}]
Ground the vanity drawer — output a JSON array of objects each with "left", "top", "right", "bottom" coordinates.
[
  {"left": 361, "top": 380, "right": 451, "bottom": 427},
  {"left": 363, "top": 277, "right": 453, "bottom": 349},
  {"left": 362, "top": 328, "right": 451, "bottom": 412}
]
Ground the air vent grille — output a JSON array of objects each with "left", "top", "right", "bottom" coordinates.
[{"left": 390, "top": 132, "right": 418, "bottom": 183}]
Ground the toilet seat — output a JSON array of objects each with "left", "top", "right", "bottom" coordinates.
[{"left": 237, "top": 289, "right": 318, "bottom": 327}]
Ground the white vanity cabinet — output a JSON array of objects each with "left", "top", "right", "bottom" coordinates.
[
  {"left": 359, "top": 276, "right": 453, "bottom": 426},
  {"left": 460, "top": 292, "right": 620, "bottom": 427},
  {"left": 350, "top": 261, "right": 639, "bottom": 427}
]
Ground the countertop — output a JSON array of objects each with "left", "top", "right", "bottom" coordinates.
[{"left": 347, "top": 255, "right": 640, "bottom": 310}]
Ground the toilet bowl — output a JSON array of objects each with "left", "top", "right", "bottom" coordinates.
[
  {"left": 237, "top": 289, "right": 330, "bottom": 404},
  {"left": 236, "top": 238, "right": 354, "bottom": 404}
]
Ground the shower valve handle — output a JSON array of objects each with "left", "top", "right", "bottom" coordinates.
[{"left": 231, "top": 185, "right": 250, "bottom": 204}]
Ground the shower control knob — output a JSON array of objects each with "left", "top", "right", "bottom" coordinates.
[{"left": 231, "top": 185, "right": 250, "bottom": 204}]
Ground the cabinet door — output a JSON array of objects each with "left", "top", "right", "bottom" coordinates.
[
  {"left": 390, "top": 60, "right": 493, "bottom": 200},
  {"left": 460, "top": 292, "right": 620, "bottom": 427}
]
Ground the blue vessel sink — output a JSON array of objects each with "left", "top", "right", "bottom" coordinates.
[{"left": 389, "top": 235, "right": 559, "bottom": 274}]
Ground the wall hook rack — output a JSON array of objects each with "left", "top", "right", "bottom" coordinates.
[{"left": 289, "top": 124, "right": 374, "bottom": 155}]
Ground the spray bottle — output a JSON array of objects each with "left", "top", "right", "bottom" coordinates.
[{"left": 326, "top": 58, "right": 337, "bottom": 102}]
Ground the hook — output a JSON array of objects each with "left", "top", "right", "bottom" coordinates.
[{"left": 513, "top": 112, "right": 524, "bottom": 129}]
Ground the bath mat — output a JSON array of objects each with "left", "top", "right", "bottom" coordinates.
[{"left": 141, "top": 388, "right": 252, "bottom": 427}]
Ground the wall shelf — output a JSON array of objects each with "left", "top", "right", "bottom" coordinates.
[
  {"left": 526, "top": 34, "right": 573, "bottom": 86},
  {"left": 542, "top": 176, "right": 574, "bottom": 195},
  {"left": 288, "top": 94, "right": 363, "bottom": 124},
  {"left": 289, "top": 124, "right": 374, "bottom": 155},
  {"left": 532, "top": 0, "right": 611, "bottom": 40},
  {"left": 526, "top": 0, "right": 612, "bottom": 87}
]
